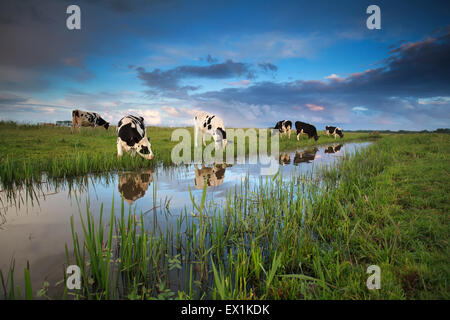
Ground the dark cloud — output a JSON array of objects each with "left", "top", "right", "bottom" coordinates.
[
  {"left": 258, "top": 62, "right": 278, "bottom": 73},
  {"left": 190, "top": 30, "right": 450, "bottom": 129},
  {"left": 205, "top": 54, "right": 218, "bottom": 64},
  {"left": 136, "top": 60, "right": 255, "bottom": 93}
]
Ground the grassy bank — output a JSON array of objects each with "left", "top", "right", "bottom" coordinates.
[
  {"left": 0, "top": 121, "right": 376, "bottom": 185},
  {"left": 2, "top": 133, "right": 448, "bottom": 299}
]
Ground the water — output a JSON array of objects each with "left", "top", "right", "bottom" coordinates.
[{"left": 0, "top": 142, "right": 370, "bottom": 296}]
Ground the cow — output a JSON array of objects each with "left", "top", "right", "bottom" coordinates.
[
  {"left": 117, "top": 115, "right": 154, "bottom": 160},
  {"left": 325, "top": 126, "right": 344, "bottom": 139},
  {"left": 118, "top": 169, "right": 154, "bottom": 205},
  {"left": 274, "top": 120, "right": 292, "bottom": 138},
  {"left": 279, "top": 153, "right": 291, "bottom": 166},
  {"left": 194, "top": 111, "right": 228, "bottom": 149},
  {"left": 295, "top": 121, "right": 319, "bottom": 141},
  {"left": 71, "top": 109, "right": 109, "bottom": 134},
  {"left": 293, "top": 147, "right": 318, "bottom": 165},
  {"left": 324, "top": 144, "right": 343, "bottom": 154},
  {"left": 194, "top": 163, "right": 228, "bottom": 189}
]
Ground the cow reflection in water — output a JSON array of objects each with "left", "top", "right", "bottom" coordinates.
[
  {"left": 293, "top": 148, "right": 318, "bottom": 165},
  {"left": 324, "top": 144, "right": 343, "bottom": 154},
  {"left": 118, "top": 169, "right": 154, "bottom": 204},
  {"left": 279, "top": 153, "right": 291, "bottom": 166},
  {"left": 194, "top": 163, "right": 229, "bottom": 189}
]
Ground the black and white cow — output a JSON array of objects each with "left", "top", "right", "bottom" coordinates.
[
  {"left": 293, "top": 147, "right": 318, "bottom": 165},
  {"left": 118, "top": 169, "right": 154, "bottom": 205},
  {"left": 274, "top": 120, "right": 292, "bottom": 138},
  {"left": 295, "top": 121, "right": 319, "bottom": 141},
  {"left": 194, "top": 163, "right": 227, "bottom": 189},
  {"left": 71, "top": 109, "right": 109, "bottom": 134},
  {"left": 117, "top": 115, "right": 154, "bottom": 160},
  {"left": 279, "top": 153, "right": 291, "bottom": 166},
  {"left": 194, "top": 111, "right": 228, "bottom": 149},
  {"left": 325, "top": 126, "right": 344, "bottom": 139},
  {"left": 324, "top": 144, "right": 343, "bottom": 154}
]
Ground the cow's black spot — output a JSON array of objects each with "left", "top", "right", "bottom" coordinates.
[
  {"left": 207, "top": 124, "right": 212, "bottom": 130},
  {"left": 203, "top": 122, "right": 207, "bottom": 127},
  {"left": 207, "top": 115, "right": 215, "bottom": 124},
  {"left": 217, "top": 127, "right": 226, "bottom": 139},
  {"left": 140, "top": 146, "right": 150, "bottom": 155},
  {"left": 118, "top": 123, "right": 143, "bottom": 147}
]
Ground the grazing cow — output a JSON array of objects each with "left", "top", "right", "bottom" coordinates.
[
  {"left": 293, "top": 148, "right": 318, "bottom": 165},
  {"left": 325, "top": 126, "right": 344, "bottom": 139},
  {"left": 274, "top": 120, "right": 292, "bottom": 138},
  {"left": 279, "top": 153, "right": 291, "bottom": 166},
  {"left": 194, "top": 111, "right": 228, "bottom": 149},
  {"left": 71, "top": 109, "right": 109, "bottom": 134},
  {"left": 118, "top": 169, "right": 154, "bottom": 204},
  {"left": 117, "top": 115, "right": 154, "bottom": 160},
  {"left": 325, "top": 144, "right": 343, "bottom": 154},
  {"left": 194, "top": 163, "right": 228, "bottom": 189},
  {"left": 295, "top": 121, "right": 319, "bottom": 141}
]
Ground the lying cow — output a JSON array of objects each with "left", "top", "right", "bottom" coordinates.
[
  {"left": 295, "top": 121, "right": 319, "bottom": 141},
  {"left": 325, "top": 126, "right": 344, "bottom": 139},
  {"left": 194, "top": 111, "right": 228, "bottom": 149},
  {"left": 117, "top": 115, "right": 154, "bottom": 160},
  {"left": 324, "top": 144, "right": 343, "bottom": 154},
  {"left": 194, "top": 163, "right": 227, "bottom": 189},
  {"left": 293, "top": 148, "right": 318, "bottom": 165},
  {"left": 71, "top": 109, "right": 109, "bottom": 134},
  {"left": 274, "top": 120, "right": 292, "bottom": 138},
  {"left": 118, "top": 169, "right": 154, "bottom": 205}
]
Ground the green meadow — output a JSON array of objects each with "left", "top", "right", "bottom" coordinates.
[
  {"left": 0, "top": 121, "right": 375, "bottom": 185},
  {"left": 0, "top": 122, "right": 448, "bottom": 299}
]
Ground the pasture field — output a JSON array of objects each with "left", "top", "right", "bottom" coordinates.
[
  {"left": 1, "top": 129, "right": 448, "bottom": 300},
  {"left": 0, "top": 121, "right": 375, "bottom": 185}
]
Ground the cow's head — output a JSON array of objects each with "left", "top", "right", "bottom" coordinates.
[
  {"left": 136, "top": 136, "right": 154, "bottom": 160},
  {"left": 216, "top": 127, "right": 228, "bottom": 148},
  {"left": 314, "top": 134, "right": 319, "bottom": 141},
  {"left": 96, "top": 117, "right": 110, "bottom": 130},
  {"left": 336, "top": 128, "right": 343, "bottom": 138}
]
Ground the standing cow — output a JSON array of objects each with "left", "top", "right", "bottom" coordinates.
[
  {"left": 117, "top": 115, "right": 154, "bottom": 160},
  {"left": 325, "top": 144, "right": 343, "bottom": 154},
  {"left": 274, "top": 120, "right": 292, "bottom": 138},
  {"left": 194, "top": 163, "right": 228, "bottom": 189},
  {"left": 71, "top": 109, "right": 109, "bottom": 134},
  {"left": 295, "top": 121, "right": 319, "bottom": 141},
  {"left": 325, "top": 126, "right": 344, "bottom": 139},
  {"left": 194, "top": 111, "right": 228, "bottom": 149},
  {"left": 293, "top": 147, "right": 318, "bottom": 165},
  {"left": 118, "top": 169, "right": 154, "bottom": 205}
]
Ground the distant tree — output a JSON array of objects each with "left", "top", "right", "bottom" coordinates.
[{"left": 435, "top": 128, "right": 450, "bottom": 133}]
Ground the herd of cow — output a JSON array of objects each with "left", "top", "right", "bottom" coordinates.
[{"left": 70, "top": 109, "right": 344, "bottom": 160}]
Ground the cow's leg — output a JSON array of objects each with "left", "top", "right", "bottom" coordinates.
[
  {"left": 117, "top": 139, "right": 123, "bottom": 157},
  {"left": 296, "top": 131, "right": 300, "bottom": 141},
  {"left": 131, "top": 148, "right": 137, "bottom": 157},
  {"left": 202, "top": 132, "right": 206, "bottom": 147},
  {"left": 194, "top": 125, "right": 199, "bottom": 147},
  {"left": 288, "top": 128, "right": 291, "bottom": 139}
]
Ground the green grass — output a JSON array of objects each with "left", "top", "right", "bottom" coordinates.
[
  {"left": 1, "top": 132, "right": 447, "bottom": 299},
  {"left": 0, "top": 121, "right": 377, "bottom": 186}
]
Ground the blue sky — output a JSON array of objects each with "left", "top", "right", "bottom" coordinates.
[{"left": 0, "top": 0, "right": 449, "bottom": 130}]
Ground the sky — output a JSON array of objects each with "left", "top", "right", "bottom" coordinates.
[{"left": 0, "top": 0, "right": 449, "bottom": 130}]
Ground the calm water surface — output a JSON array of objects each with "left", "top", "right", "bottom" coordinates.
[{"left": 0, "top": 142, "right": 370, "bottom": 295}]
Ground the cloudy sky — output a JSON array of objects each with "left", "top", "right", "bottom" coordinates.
[{"left": 0, "top": 0, "right": 449, "bottom": 130}]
